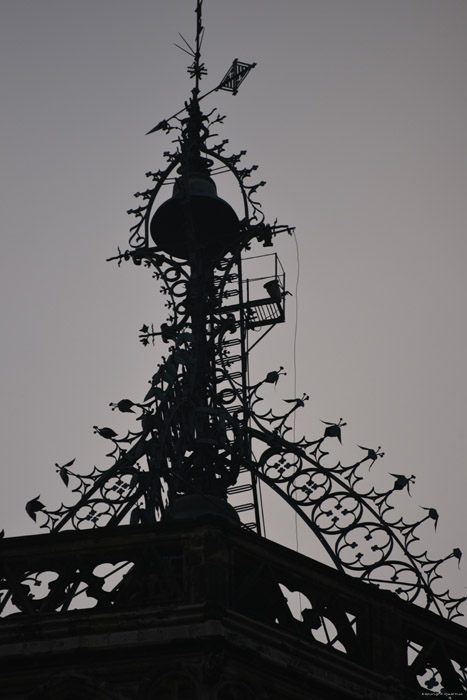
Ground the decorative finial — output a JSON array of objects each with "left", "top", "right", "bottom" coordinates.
[
  {"left": 174, "top": 0, "right": 207, "bottom": 93},
  {"left": 146, "top": 0, "right": 255, "bottom": 136}
]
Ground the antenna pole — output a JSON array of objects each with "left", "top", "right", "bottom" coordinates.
[{"left": 194, "top": 0, "right": 204, "bottom": 95}]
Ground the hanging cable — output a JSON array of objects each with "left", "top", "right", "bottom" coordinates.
[{"left": 292, "top": 231, "right": 301, "bottom": 561}]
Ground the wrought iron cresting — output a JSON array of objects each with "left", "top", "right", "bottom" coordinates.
[{"left": 16, "top": 0, "right": 465, "bottom": 625}]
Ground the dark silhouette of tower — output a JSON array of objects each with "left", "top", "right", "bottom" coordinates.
[{"left": 1, "top": 3, "right": 466, "bottom": 698}]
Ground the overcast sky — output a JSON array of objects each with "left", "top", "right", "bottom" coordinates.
[{"left": 1, "top": 0, "right": 466, "bottom": 608}]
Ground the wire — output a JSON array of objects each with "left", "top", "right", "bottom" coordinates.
[
  {"left": 292, "top": 231, "right": 301, "bottom": 561},
  {"left": 292, "top": 231, "right": 300, "bottom": 424}
]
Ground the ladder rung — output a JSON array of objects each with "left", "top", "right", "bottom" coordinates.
[
  {"left": 217, "top": 370, "right": 242, "bottom": 381},
  {"left": 228, "top": 484, "right": 253, "bottom": 495},
  {"left": 222, "top": 338, "right": 241, "bottom": 348},
  {"left": 223, "top": 354, "right": 242, "bottom": 365},
  {"left": 234, "top": 503, "right": 255, "bottom": 513}
]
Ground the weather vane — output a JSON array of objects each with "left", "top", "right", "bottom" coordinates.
[
  {"left": 9, "top": 0, "right": 465, "bottom": 629},
  {"left": 147, "top": 0, "right": 255, "bottom": 136}
]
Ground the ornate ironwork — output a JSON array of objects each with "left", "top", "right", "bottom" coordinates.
[
  {"left": 218, "top": 59, "right": 257, "bottom": 95},
  {"left": 10, "top": 0, "right": 465, "bottom": 628}
]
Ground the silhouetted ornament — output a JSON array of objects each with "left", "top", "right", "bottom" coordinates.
[
  {"left": 25, "top": 495, "right": 45, "bottom": 521},
  {"left": 422, "top": 506, "right": 440, "bottom": 530},
  {"left": 322, "top": 419, "right": 346, "bottom": 443},
  {"left": 115, "top": 399, "right": 135, "bottom": 413},
  {"left": 93, "top": 425, "right": 118, "bottom": 440},
  {"left": 264, "top": 366, "right": 285, "bottom": 386},
  {"left": 14, "top": 0, "right": 464, "bottom": 635},
  {"left": 150, "top": 172, "right": 239, "bottom": 259},
  {"left": 55, "top": 457, "right": 76, "bottom": 486},
  {"left": 391, "top": 473, "right": 416, "bottom": 494}
]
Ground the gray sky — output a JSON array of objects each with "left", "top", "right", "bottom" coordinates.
[{"left": 1, "top": 0, "right": 466, "bottom": 605}]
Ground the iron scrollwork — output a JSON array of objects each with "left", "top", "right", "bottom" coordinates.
[{"left": 8, "top": 0, "right": 464, "bottom": 632}]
